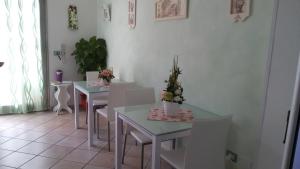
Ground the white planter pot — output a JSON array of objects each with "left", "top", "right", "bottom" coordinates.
[{"left": 163, "top": 101, "right": 180, "bottom": 115}]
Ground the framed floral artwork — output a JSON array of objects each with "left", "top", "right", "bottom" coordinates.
[
  {"left": 103, "top": 4, "right": 111, "bottom": 21},
  {"left": 68, "top": 5, "right": 78, "bottom": 30},
  {"left": 155, "top": 0, "right": 188, "bottom": 21},
  {"left": 128, "top": 0, "right": 136, "bottom": 29},
  {"left": 230, "top": 0, "right": 251, "bottom": 22}
]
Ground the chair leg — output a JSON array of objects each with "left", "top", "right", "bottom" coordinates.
[
  {"left": 122, "top": 133, "right": 128, "bottom": 164},
  {"left": 121, "top": 121, "right": 124, "bottom": 135},
  {"left": 85, "top": 105, "right": 88, "bottom": 124},
  {"left": 141, "top": 144, "right": 145, "bottom": 169},
  {"left": 93, "top": 107, "right": 96, "bottom": 133},
  {"left": 172, "top": 139, "right": 176, "bottom": 150},
  {"left": 107, "top": 121, "right": 111, "bottom": 152},
  {"left": 97, "top": 113, "right": 100, "bottom": 139}
]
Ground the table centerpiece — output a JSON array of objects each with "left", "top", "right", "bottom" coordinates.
[
  {"left": 98, "top": 68, "right": 114, "bottom": 85},
  {"left": 161, "top": 56, "right": 185, "bottom": 115}
]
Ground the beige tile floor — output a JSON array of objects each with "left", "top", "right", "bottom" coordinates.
[{"left": 0, "top": 111, "right": 172, "bottom": 169}]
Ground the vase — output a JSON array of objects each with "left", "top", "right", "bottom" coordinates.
[
  {"left": 102, "top": 79, "right": 110, "bottom": 86},
  {"left": 163, "top": 101, "right": 180, "bottom": 115},
  {"left": 55, "top": 70, "right": 63, "bottom": 82}
]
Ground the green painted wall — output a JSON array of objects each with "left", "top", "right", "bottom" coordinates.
[{"left": 97, "top": 0, "right": 274, "bottom": 167}]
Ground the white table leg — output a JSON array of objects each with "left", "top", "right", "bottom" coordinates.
[
  {"left": 152, "top": 136, "right": 161, "bottom": 169},
  {"left": 88, "top": 94, "right": 94, "bottom": 147},
  {"left": 115, "top": 112, "right": 122, "bottom": 169},
  {"left": 62, "top": 85, "right": 72, "bottom": 113},
  {"left": 53, "top": 104, "right": 59, "bottom": 112},
  {"left": 53, "top": 87, "right": 61, "bottom": 114},
  {"left": 74, "top": 87, "right": 80, "bottom": 129},
  {"left": 53, "top": 85, "right": 72, "bottom": 115}
]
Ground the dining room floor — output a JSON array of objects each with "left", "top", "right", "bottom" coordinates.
[{"left": 0, "top": 110, "right": 172, "bottom": 169}]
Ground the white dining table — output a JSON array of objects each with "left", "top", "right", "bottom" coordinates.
[
  {"left": 73, "top": 81, "right": 110, "bottom": 147},
  {"left": 114, "top": 103, "right": 221, "bottom": 169}
]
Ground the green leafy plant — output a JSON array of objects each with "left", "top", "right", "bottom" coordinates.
[
  {"left": 161, "top": 56, "right": 185, "bottom": 104},
  {"left": 72, "top": 36, "right": 107, "bottom": 78}
]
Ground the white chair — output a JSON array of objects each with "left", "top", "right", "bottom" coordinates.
[
  {"left": 121, "top": 87, "right": 155, "bottom": 169},
  {"left": 107, "top": 66, "right": 120, "bottom": 80},
  {"left": 86, "top": 71, "right": 99, "bottom": 81},
  {"left": 160, "top": 115, "right": 232, "bottom": 169},
  {"left": 96, "top": 82, "right": 137, "bottom": 151},
  {"left": 85, "top": 71, "right": 108, "bottom": 126}
]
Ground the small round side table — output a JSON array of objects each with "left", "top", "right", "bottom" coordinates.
[{"left": 51, "top": 81, "right": 73, "bottom": 115}]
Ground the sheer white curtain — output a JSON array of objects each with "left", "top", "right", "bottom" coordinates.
[{"left": 0, "top": 0, "right": 47, "bottom": 114}]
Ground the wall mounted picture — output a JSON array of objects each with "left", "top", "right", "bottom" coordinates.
[
  {"left": 230, "top": 0, "right": 250, "bottom": 22},
  {"left": 128, "top": 0, "right": 136, "bottom": 29},
  {"left": 68, "top": 5, "right": 79, "bottom": 30},
  {"left": 103, "top": 4, "right": 111, "bottom": 21},
  {"left": 155, "top": 0, "right": 187, "bottom": 21}
]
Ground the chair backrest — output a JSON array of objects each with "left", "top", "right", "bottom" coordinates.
[
  {"left": 124, "top": 87, "right": 155, "bottom": 106},
  {"left": 103, "top": 67, "right": 120, "bottom": 80},
  {"left": 106, "top": 82, "right": 137, "bottom": 121},
  {"left": 86, "top": 71, "right": 99, "bottom": 81},
  {"left": 113, "top": 67, "right": 120, "bottom": 80},
  {"left": 184, "top": 115, "right": 232, "bottom": 169}
]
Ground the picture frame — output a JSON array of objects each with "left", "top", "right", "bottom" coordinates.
[
  {"left": 155, "top": 0, "right": 188, "bottom": 21},
  {"left": 128, "top": 0, "right": 136, "bottom": 29},
  {"left": 230, "top": 0, "right": 251, "bottom": 22},
  {"left": 103, "top": 4, "right": 111, "bottom": 21},
  {"left": 68, "top": 5, "right": 79, "bottom": 30}
]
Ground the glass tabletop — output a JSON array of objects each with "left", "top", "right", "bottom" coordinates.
[
  {"left": 73, "top": 81, "right": 110, "bottom": 93},
  {"left": 115, "top": 103, "right": 221, "bottom": 136}
]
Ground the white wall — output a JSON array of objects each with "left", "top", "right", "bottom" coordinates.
[
  {"left": 47, "top": 0, "right": 97, "bottom": 106},
  {"left": 256, "top": 0, "right": 300, "bottom": 168},
  {"left": 97, "top": 0, "right": 274, "bottom": 168}
]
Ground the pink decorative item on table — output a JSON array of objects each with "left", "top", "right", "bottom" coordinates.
[
  {"left": 148, "top": 107, "right": 193, "bottom": 122},
  {"left": 98, "top": 68, "right": 114, "bottom": 85}
]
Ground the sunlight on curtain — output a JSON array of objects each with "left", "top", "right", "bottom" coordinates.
[{"left": 0, "top": 0, "right": 46, "bottom": 113}]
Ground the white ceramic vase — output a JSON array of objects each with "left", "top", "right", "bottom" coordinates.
[{"left": 163, "top": 101, "right": 180, "bottom": 115}]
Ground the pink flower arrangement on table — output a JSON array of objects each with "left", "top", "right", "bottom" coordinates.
[{"left": 98, "top": 69, "right": 115, "bottom": 82}]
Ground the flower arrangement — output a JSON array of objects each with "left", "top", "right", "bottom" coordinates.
[
  {"left": 68, "top": 5, "right": 79, "bottom": 30},
  {"left": 161, "top": 56, "right": 185, "bottom": 104},
  {"left": 98, "top": 69, "right": 115, "bottom": 83}
]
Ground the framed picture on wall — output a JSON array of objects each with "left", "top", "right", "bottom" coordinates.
[
  {"left": 103, "top": 4, "right": 111, "bottom": 21},
  {"left": 155, "top": 0, "right": 188, "bottom": 21},
  {"left": 128, "top": 0, "right": 136, "bottom": 29},
  {"left": 68, "top": 5, "right": 79, "bottom": 30},
  {"left": 230, "top": 0, "right": 250, "bottom": 22}
]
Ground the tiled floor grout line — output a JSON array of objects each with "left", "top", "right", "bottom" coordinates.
[
  {"left": 40, "top": 128, "right": 85, "bottom": 168},
  {"left": 0, "top": 112, "right": 76, "bottom": 169},
  {"left": 0, "top": 111, "right": 165, "bottom": 169}
]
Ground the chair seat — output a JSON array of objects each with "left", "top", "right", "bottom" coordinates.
[
  {"left": 130, "top": 130, "right": 151, "bottom": 144},
  {"left": 160, "top": 148, "right": 185, "bottom": 169},
  {"left": 96, "top": 108, "right": 108, "bottom": 118},
  {"left": 93, "top": 99, "right": 108, "bottom": 106}
]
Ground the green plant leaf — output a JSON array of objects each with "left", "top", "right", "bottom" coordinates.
[{"left": 72, "top": 36, "right": 107, "bottom": 78}]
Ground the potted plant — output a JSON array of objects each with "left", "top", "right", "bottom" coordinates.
[
  {"left": 72, "top": 36, "right": 107, "bottom": 79},
  {"left": 72, "top": 36, "right": 107, "bottom": 109},
  {"left": 98, "top": 68, "right": 115, "bottom": 85},
  {"left": 161, "top": 56, "right": 185, "bottom": 115}
]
